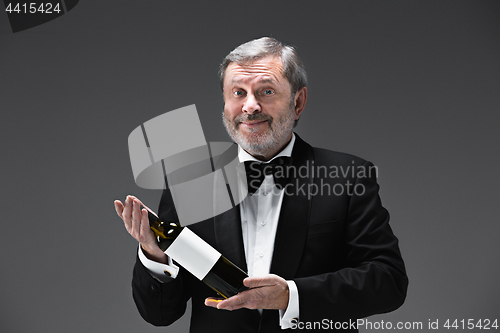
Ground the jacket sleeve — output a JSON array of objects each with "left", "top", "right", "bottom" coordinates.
[
  {"left": 294, "top": 161, "right": 408, "bottom": 323},
  {"left": 132, "top": 254, "right": 191, "bottom": 326}
]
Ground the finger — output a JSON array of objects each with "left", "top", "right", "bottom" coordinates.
[
  {"left": 129, "top": 195, "right": 150, "bottom": 213},
  {"left": 140, "top": 208, "right": 153, "bottom": 242},
  {"left": 137, "top": 199, "right": 157, "bottom": 218},
  {"left": 126, "top": 196, "right": 159, "bottom": 223},
  {"left": 243, "top": 276, "right": 277, "bottom": 289},
  {"left": 131, "top": 198, "right": 142, "bottom": 237},
  {"left": 122, "top": 196, "right": 134, "bottom": 231},
  {"left": 114, "top": 200, "right": 124, "bottom": 218},
  {"left": 214, "top": 292, "right": 249, "bottom": 311},
  {"left": 204, "top": 297, "right": 225, "bottom": 308}
]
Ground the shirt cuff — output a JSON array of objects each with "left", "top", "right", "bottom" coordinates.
[
  {"left": 279, "top": 280, "right": 300, "bottom": 329},
  {"left": 138, "top": 246, "right": 180, "bottom": 282}
]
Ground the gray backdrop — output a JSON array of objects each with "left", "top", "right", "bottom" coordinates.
[{"left": 1, "top": 1, "right": 499, "bottom": 332}]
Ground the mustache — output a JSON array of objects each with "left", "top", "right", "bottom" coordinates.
[{"left": 234, "top": 113, "right": 273, "bottom": 125}]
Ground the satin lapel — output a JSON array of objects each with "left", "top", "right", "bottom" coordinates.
[
  {"left": 269, "top": 134, "right": 314, "bottom": 280},
  {"left": 212, "top": 143, "right": 248, "bottom": 272},
  {"left": 214, "top": 198, "right": 248, "bottom": 272}
]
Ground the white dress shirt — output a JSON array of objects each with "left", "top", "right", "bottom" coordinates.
[{"left": 139, "top": 133, "right": 300, "bottom": 329}]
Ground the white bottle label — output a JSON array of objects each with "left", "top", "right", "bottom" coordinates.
[{"left": 165, "top": 228, "right": 221, "bottom": 280}]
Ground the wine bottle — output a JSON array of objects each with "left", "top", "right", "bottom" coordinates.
[{"left": 146, "top": 209, "right": 248, "bottom": 299}]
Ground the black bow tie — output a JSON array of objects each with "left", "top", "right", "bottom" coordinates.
[{"left": 244, "top": 156, "right": 293, "bottom": 195}]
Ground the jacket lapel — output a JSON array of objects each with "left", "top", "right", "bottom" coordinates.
[
  {"left": 212, "top": 143, "right": 248, "bottom": 271},
  {"left": 269, "top": 134, "right": 314, "bottom": 279},
  {"left": 214, "top": 203, "right": 247, "bottom": 272}
]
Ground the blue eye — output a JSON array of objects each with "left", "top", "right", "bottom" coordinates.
[
  {"left": 263, "top": 89, "right": 274, "bottom": 95},
  {"left": 234, "top": 90, "right": 244, "bottom": 96}
]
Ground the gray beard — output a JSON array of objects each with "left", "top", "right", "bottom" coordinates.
[{"left": 222, "top": 100, "right": 295, "bottom": 158}]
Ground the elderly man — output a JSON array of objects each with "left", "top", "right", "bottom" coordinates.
[{"left": 115, "top": 37, "right": 408, "bottom": 332}]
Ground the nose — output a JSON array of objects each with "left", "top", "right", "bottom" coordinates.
[{"left": 242, "top": 94, "right": 261, "bottom": 114}]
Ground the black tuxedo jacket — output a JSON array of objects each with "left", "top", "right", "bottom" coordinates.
[{"left": 132, "top": 134, "right": 408, "bottom": 332}]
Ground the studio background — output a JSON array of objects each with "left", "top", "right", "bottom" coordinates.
[{"left": 1, "top": 1, "right": 499, "bottom": 332}]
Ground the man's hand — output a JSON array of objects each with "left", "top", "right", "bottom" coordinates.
[
  {"left": 204, "top": 274, "right": 289, "bottom": 311},
  {"left": 114, "top": 195, "right": 168, "bottom": 264}
]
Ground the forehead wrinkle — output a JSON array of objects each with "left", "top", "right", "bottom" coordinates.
[
  {"left": 231, "top": 77, "right": 275, "bottom": 85},
  {"left": 229, "top": 69, "right": 283, "bottom": 86},
  {"left": 226, "top": 58, "right": 284, "bottom": 86}
]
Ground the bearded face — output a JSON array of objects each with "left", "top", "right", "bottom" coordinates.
[
  {"left": 223, "top": 97, "right": 296, "bottom": 158},
  {"left": 221, "top": 56, "right": 302, "bottom": 160}
]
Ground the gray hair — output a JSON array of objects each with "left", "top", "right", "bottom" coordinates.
[{"left": 218, "top": 37, "right": 307, "bottom": 94}]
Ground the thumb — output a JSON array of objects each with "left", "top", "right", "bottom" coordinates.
[{"left": 243, "top": 275, "right": 276, "bottom": 289}]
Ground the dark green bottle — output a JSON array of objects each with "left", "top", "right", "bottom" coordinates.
[{"left": 146, "top": 209, "right": 248, "bottom": 299}]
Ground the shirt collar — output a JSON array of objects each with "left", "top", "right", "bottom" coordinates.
[{"left": 238, "top": 133, "right": 296, "bottom": 164}]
